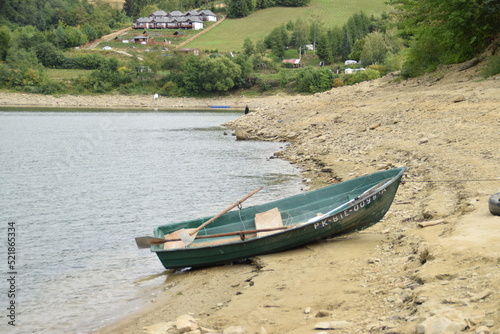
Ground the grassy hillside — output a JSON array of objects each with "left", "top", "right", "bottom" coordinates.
[{"left": 186, "top": 0, "right": 389, "bottom": 52}]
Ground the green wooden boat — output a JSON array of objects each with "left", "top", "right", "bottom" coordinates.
[{"left": 150, "top": 167, "right": 406, "bottom": 269}]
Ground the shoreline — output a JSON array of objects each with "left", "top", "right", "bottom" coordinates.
[
  {"left": 3, "top": 62, "right": 499, "bottom": 334},
  {"left": 0, "top": 91, "right": 292, "bottom": 112}
]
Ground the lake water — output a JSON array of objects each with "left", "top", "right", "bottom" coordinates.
[{"left": 0, "top": 110, "right": 303, "bottom": 333}]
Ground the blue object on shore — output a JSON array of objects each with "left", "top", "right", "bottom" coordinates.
[{"left": 210, "top": 106, "right": 231, "bottom": 108}]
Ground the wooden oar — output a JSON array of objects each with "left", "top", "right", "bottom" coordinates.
[
  {"left": 159, "top": 187, "right": 263, "bottom": 249},
  {"left": 135, "top": 226, "right": 289, "bottom": 249}
]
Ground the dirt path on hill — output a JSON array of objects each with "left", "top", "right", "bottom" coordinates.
[{"left": 83, "top": 26, "right": 132, "bottom": 49}]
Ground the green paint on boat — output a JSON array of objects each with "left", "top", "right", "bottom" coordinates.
[{"left": 150, "top": 167, "right": 406, "bottom": 269}]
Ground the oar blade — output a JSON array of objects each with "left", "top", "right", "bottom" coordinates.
[
  {"left": 179, "top": 229, "right": 196, "bottom": 246},
  {"left": 163, "top": 228, "right": 196, "bottom": 249},
  {"left": 135, "top": 236, "right": 166, "bottom": 249}
]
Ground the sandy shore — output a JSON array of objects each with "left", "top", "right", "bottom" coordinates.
[{"left": 2, "top": 61, "right": 499, "bottom": 334}]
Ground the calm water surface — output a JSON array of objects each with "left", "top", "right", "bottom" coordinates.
[{"left": 0, "top": 111, "right": 302, "bottom": 333}]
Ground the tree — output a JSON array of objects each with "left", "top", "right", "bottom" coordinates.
[
  {"left": 308, "top": 19, "right": 322, "bottom": 52},
  {"left": 198, "top": 56, "right": 242, "bottom": 92},
  {"left": 11, "top": 25, "right": 43, "bottom": 51},
  {"left": 182, "top": 56, "right": 202, "bottom": 93},
  {"left": 143, "top": 51, "right": 162, "bottom": 73},
  {"left": 328, "top": 27, "right": 343, "bottom": 61},
  {"left": 389, "top": 0, "right": 500, "bottom": 77},
  {"left": 295, "top": 67, "right": 333, "bottom": 93},
  {"left": 340, "top": 26, "right": 352, "bottom": 59},
  {"left": 349, "top": 38, "right": 365, "bottom": 62},
  {"left": 265, "top": 25, "right": 288, "bottom": 58},
  {"left": 243, "top": 38, "right": 255, "bottom": 56},
  {"left": 35, "top": 42, "right": 66, "bottom": 67},
  {"left": 82, "top": 24, "right": 99, "bottom": 42},
  {"left": 63, "top": 26, "right": 87, "bottom": 48},
  {"left": 0, "top": 26, "right": 11, "bottom": 61},
  {"left": 290, "top": 18, "right": 308, "bottom": 51},
  {"left": 359, "top": 31, "right": 386, "bottom": 65},
  {"left": 2, "top": 47, "right": 46, "bottom": 88},
  {"left": 231, "top": 54, "right": 253, "bottom": 88},
  {"left": 160, "top": 54, "right": 186, "bottom": 72},
  {"left": 255, "top": 39, "right": 267, "bottom": 55},
  {"left": 227, "top": 0, "right": 252, "bottom": 18},
  {"left": 139, "top": 5, "right": 159, "bottom": 18},
  {"left": 89, "top": 58, "right": 131, "bottom": 93},
  {"left": 315, "top": 32, "right": 332, "bottom": 64},
  {"left": 276, "top": 0, "right": 310, "bottom": 6},
  {"left": 124, "top": 0, "right": 155, "bottom": 18},
  {"left": 256, "top": 0, "right": 276, "bottom": 9}
]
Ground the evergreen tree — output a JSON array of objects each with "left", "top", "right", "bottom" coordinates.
[
  {"left": 315, "top": 32, "right": 332, "bottom": 64},
  {"left": 256, "top": 0, "right": 276, "bottom": 9},
  {"left": 227, "top": 0, "right": 251, "bottom": 18},
  {"left": 328, "top": 27, "right": 343, "bottom": 61},
  {"left": 340, "top": 26, "right": 352, "bottom": 59},
  {"left": 0, "top": 26, "right": 11, "bottom": 61},
  {"left": 255, "top": 39, "right": 267, "bottom": 55},
  {"left": 291, "top": 18, "right": 308, "bottom": 51}
]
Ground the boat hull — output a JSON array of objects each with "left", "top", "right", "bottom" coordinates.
[{"left": 151, "top": 167, "right": 406, "bottom": 269}]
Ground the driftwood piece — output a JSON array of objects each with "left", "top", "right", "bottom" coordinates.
[{"left": 418, "top": 219, "right": 447, "bottom": 228}]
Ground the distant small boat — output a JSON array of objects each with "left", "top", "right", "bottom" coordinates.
[
  {"left": 144, "top": 167, "right": 406, "bottom": 269},
  {"left": 209, "top": 105, "right": 231, "bottom": 108}
]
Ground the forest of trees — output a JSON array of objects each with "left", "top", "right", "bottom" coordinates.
[
  {"left": 389, "top": 0, "right": 500, "bottom": 77},
  {"left": 226, "top": 0, "right": 310, "bottom": 18},
  {"left": 123, "top": 0, "right": 214, "bottom": 18},
  {"left": 254, "top": 12, "right": 402, "bottom": 66}
]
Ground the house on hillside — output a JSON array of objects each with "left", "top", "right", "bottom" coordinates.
[
  {"left": 199, "top": 10, "right": 217, "bottom": 21},
  {"left": 282, "top": 58, "right": 302, "bottom": 68},
  {"left": 133, "top": 9, "right": 216, "bottom": 30},
  {"left": 169, "top": 10, "right": 184, "bottom": 17},
  {"left": 134, "top": 17, "right": 153, "bottom": 29},
  {"left": 132, "top": 35, "right": 149, "bottom": 44},
  {"left": 151, "top": 10, "right": 168, "bottom": 19}
]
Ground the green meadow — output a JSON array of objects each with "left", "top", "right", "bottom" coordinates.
[{"left": 186, "top": 0, "right": 389, "bottom": 52}]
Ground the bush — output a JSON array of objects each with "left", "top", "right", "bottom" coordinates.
[
  {"left": 482, "top": 55, "right": 500, "bottom": 78},
  {"left": 32, "top": 80, "right": 67, "bottom": 94},
  {"left": 345, "top": 68, "right": 380, "bottom": 85},
  {"left": 367, "top": 64, "right": 387, "bottom": 75},
  {"left": 160, "top": 81, "right": 182, "bottom": 97},
  {"left": 295, "top": 67, "right": 334, "bottom": 93},
  {"left": 257, "top": 78, "right": 280, "bottom": 92},
  {"left": 383, "top": 51, "right": 404, "bottom": 72},
  {"left": 332, "top": 77, "right": 345, "bottom": 87},
  {"left": 61, "top": 54, "right": 107, "bottom": 70},
  {"left": 118, "top": 81, "right": 156, "bottom": 95}
]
